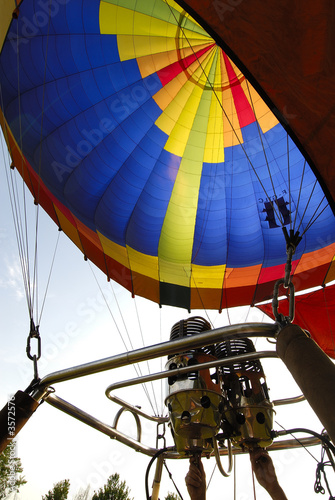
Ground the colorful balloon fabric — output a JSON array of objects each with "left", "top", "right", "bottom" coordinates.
[{"left": 1, "top": 0, "right": 335, "bottom": 312}]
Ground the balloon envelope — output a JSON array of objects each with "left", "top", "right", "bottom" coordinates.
[{"left": 1, "top": 0, "right": 335, "bottom": 311}]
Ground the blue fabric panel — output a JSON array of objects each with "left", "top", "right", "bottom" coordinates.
[
  {"left": 125, "top": 150, "right": 181, "bottom": 254},
  {"left": 95, "top": 124, "right": 167, "bottom": 244}
]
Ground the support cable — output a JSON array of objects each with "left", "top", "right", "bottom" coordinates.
[
  {"left": 273, "top": 423, "right": 335, "bottom": 457},
  {"left": 245, "top": 80, "right": 284, "bottom": 226},
  {"left": 31, "top": 0, "right": 52, "bottom": 323},
  {"left": 134, "top": 296, "right": 160, "bottom": 416},
  {"left": 88, "top": 263, "right": 157, "bottom": 416},
  {"left": 163, "top": 460, "right": 185, "bottom": 500}
]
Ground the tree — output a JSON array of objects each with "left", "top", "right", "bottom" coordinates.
[
  {"left": 91, "top": 473, "right": 133, "bottom": 500},
  {"left": 0, "top": 440, "right": 26, "bottom": 499},
  {"left": 165, "top": 493, "right": 181, "bottom": 500},
  {"left": 42, "top": 479, "right": 70, "bottom": 500}
]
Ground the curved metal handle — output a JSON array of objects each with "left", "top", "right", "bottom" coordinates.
[
  {"left": 113, "top": 406, "right": 142, "bottom": 443},
  {"left": 213, "top": 437, "right": 233, "bottom": 477}
]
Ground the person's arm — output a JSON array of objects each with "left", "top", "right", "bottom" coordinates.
[
  {"left": 249, "top": 448, "right": 288, "bottom": 500},
  {"left": 185, "top": 455, "right": 206, "bottom": 500}
]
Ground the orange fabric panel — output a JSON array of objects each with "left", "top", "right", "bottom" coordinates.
[
  {"left": 190, "top": 287, "right": 223, "bottom": 311},
  {"left": 131, "top": 271, "right": 160, "bottom": 304}
]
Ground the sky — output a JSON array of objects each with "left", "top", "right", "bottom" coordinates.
[{"left": 0, "top": 130, "right": 335, "bottom": 500}]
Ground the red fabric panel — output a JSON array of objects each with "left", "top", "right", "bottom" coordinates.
[
  {"left": 157, "top": 44, "right": 215, "bottom": 85},
  {"left": 222, "top": 52, "right": 255, "bottom": 128},
  {"left": 257, "top": 286, "right": 335, "bottom": 358}
]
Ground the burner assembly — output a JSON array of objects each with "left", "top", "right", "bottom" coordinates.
[{"left": 165, "top": 317, "right": 274, "bottom": 455}]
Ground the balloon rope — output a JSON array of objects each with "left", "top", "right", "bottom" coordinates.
[
  {"left": 31, "top": 0, "right": 52, "bottom": 321},
  {"left": 14, "top": 20, "right": 34, "bottom": 320},
  {"left": 133, "top": 296, "right": 160, "bottom": 415},
  {"left": 206, "top": 462, "right": 216, "bottom": 491},
  {"left": 38, "top": 231, "right": 60, "bottom": 324},
  {"left": 6, "top": 6, "right": 52, "bottom": 326},
  {"left": 274, "top": 421, "right": 318, "bottom": 462},
  {"left": 88, "top": 262, "right": 157, "bottom": 415},
  {"left": 0, "top": 126, "right": 31, "bottom": 310},
  {"left": 299, "top": 195, "right": 328, "bottom": 237},
  {"left": 291, "top": 159, "right": 306, "bottom": 229},
  {"left": 251, "top": 468, "right": 257, "bottom": 500},
  {"left": 245, "top": 80, "right": 284, "bottom": 226}
]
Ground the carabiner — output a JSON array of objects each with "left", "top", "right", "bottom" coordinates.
[{"left": 272, "top": 278, "right": 295, "bottom": 325}]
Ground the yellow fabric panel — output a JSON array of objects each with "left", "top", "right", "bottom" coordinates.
[
  {"left": 118, "top": 34, "right": 177, "bottom": 62},
  {"left": 159, "top": 259, "right": 191, "bottom": 287},
  {"left": 0, "top": 0, "right": 15, "bottom": 52},
  {"left": 155, "top": 51, "right": 211, "bottom": 140},
  {"left": 98, "top": 231, "right": 129, "bottom": 268},
  {"left": 204, "top": 87, "right": 224, "bottom": 164},
  {"left": 162, "top": 59, "right": 211, "bottom": 156},
  {"left": 191, "top": 264, "right": 226, "bottom": 289},
  {"left": 159, "top": 86, "right": 212, "bottom": 284},
  {"left": 243, "top": 81, "right": 279, "bottom": 133},
  {"left": 153, "top": 71, "right": 189, "bottom": 115},
  {"left": 100, "top": 1, "right": 208, "bottom": 61},
  {"left": 158, "top": 158, "right": 201, "bottom": 270},
  {"left": 127, "top": 246, "right": 159, "bottom": 281},
  {"left": 138, "top": 43, "right": 209, "bottom": 79},
  {"left": 54, "top": 207, "right": 83, "bottom": 252}
]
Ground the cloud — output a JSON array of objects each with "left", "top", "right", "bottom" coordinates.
[{"left": 0, "top": 256, "right": 26, "bottom": 301}]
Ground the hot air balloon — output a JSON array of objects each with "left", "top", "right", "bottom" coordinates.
[{"left": 0, "top": 0, "right": 334, "bottom": 498}]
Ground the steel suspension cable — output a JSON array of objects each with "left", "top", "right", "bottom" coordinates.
[
  {"left": 31, "top": 0, "right": 53, "bottom": 323},
  {"left": 245, "top": 80, "right": 284, "bottom": 226},
  {"left": 133, "top": 296, "right": 160, "bottom": 416},
  {"left": 14, "top": 18, "right": 34, "bottom": 320},
  {"left": 88, "top": 262, "right": 158, "bottom": 415}
]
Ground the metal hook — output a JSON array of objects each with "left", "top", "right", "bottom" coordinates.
[{"left": 213, "top": 437, "right": 233, "bottom": 477}]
